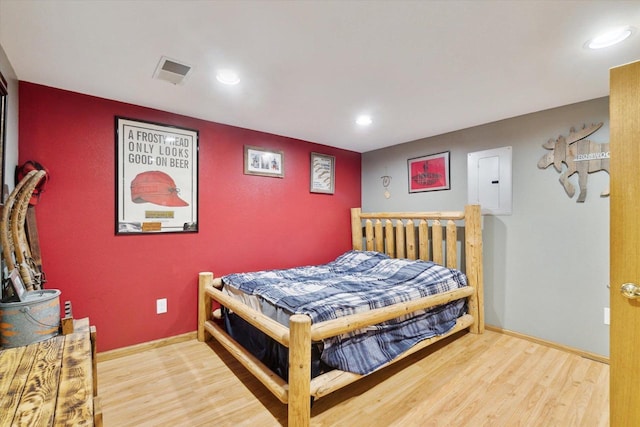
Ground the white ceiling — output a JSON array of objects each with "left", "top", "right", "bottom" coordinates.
[{"left": 1, "top": 1, "right": 639, "bottom": 153}]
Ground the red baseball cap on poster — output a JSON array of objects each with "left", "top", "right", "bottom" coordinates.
[{"left": 130, "top": 171, "right": 188, "bottom": 207}]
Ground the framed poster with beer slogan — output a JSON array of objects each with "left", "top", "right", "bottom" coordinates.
[{"left": 115, "top": 117, "right": 198, "bottom": 234}]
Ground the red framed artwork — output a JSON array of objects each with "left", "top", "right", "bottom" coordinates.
[{"left": 407, "top": 151, "right": 450, "bottom": 193}]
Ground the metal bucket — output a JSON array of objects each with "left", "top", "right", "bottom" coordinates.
[{"left": 0, "top": 289, "right": 61, "bottom": 348}]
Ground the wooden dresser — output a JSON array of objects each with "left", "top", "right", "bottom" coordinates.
[{"left": 0, "top": 317, "right": 102, "bottom": 426}]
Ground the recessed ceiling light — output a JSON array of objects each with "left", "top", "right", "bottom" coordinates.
[
  {"left": 216, "top": 69, "right": 240, "bottom": 85},
  {"left": 586, "top": 26, "right": 634, "bottom": 49},
  {"left": 356, "top": 115, "right": 372, "bottom": 126}
]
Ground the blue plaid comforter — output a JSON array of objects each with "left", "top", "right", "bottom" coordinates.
[{"left": 222, "top": 251, "right": 468, "bottom": 374}]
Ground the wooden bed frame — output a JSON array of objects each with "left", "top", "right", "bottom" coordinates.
[{"left": 197, "top": 205, "right": 483, "bottom": 426}]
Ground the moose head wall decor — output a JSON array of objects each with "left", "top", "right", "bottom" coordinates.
[{"left": 537, "top": 122, "right": 609, "bottom": 203}]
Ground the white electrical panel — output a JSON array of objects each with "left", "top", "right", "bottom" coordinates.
[{"left": 468, "top": 146, "right": 512, "bottom": 215}]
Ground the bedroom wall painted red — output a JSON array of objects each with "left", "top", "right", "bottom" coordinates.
[{"left": 17, "top": 82, "right": 361, "bottom": 351}]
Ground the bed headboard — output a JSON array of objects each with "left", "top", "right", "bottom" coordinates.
[
  {"left": 350, "top": 204, "right": 483, "bottom": 332},
  {"left": 350, "top": 204, "right": 482, "bottom": 275}
]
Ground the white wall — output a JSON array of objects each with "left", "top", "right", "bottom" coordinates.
[
  {"left": 362, "top": 97, "right": 609, "bottom": 357},
  {"left": 0, "top": 41, "right": 19, "bottom": 195}
]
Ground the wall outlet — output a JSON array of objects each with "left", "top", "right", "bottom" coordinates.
[
  {"left": 157, "top": 298, "right": 167, "bottom": 314},
  {"left": 604, "top": 307, "right": 610, "bottom": 325}
]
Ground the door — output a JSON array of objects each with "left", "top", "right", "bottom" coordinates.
[{"left": 610, "top": 60, "right": 640, "bottom": 425}]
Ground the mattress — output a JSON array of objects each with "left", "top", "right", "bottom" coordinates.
[{"left": 221, "top": 250, "right": 468, "bottom": 376}]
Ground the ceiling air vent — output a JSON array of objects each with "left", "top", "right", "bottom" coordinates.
[{"left": 153, "top": 56, "right": 192, "bottom": 85}]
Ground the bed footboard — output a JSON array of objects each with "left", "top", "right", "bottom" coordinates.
[
  {"left": 197, "top": 272, "right": 213, "bottom": 342},
  {"left": 289, "top": 315, "right": 311, "bottom": 426}
]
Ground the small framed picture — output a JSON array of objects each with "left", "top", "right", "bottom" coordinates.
[
  {"left": 408, "top": 151, "right": 451, "bottom": 193},
  {"left": 9, "top": 269, "right": 27, "bottom": 301},
  {"left": 244, "top": 146, "right": 284, "bottom": 178},
  {"left": 310, "top": 152, "right": 335, "bottom": 194}
]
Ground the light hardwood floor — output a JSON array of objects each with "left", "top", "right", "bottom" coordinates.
[{"left": 98, "top": 330, "right": 609, "bottom": 426}]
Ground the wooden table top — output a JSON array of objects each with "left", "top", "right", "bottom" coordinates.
[{"left": 0, "top": 317, "right": 94, "bottom": 426}]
